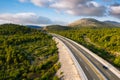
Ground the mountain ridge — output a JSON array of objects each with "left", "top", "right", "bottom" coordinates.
[
  {"left": 104, "top": 21, "right": 120, "bottom": 27},
  {"left": 44, "top": 25, "right": 70, "bottom": 31},
  {"left": 68, "top": 18, "right": 119, "bottom": 27}
]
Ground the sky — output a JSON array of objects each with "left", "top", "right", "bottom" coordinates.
[{"left": 0, "top": 0, "right": 120, "bottom": 25}]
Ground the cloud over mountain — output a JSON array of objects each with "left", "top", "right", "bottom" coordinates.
[
  {"left": 0, "top": 12, "right": 67, "bottom": 25},
  {"left": 109, "top": 3, "right": 120, "bottom": 19},
  {"left": 0, "top": 13, "right": 53, "bottom": 25}
]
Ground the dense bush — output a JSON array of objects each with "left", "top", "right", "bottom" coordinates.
[{"left": 0, "top": 24, "right": 59, "bottom": 80}]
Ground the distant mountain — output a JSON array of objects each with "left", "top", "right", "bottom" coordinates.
[
  {"left": 26, "top": 25, "right": 42, "bottom": 29},
  {"left": 68, "top": 18, "right": 114, "bottom": 27},
  {"left": 44, "top": 25, "right": 70, "bottom": 31},
  {"left": 104, "top": 21, "right": 120, "bottom": 27}
]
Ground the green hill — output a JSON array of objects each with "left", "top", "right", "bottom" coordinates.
[
  {"left": 0, "top": 24, "right": 60, "bottom": 80},
  {"left": 44, "top": 25, "right": 70, "bottom": 31}
]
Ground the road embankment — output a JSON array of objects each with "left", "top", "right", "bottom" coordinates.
[{"left": 53, "top": 37, "right": 81, "bottom": 80}]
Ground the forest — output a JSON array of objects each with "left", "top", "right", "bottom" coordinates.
[
  {"left": 0, "top": 24, "right": 60, "bottom": 80},
  {"left": 51, "top": 27, "right": 120, "bottom": 68}
]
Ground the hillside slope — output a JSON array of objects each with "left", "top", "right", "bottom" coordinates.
[
  {"left": 44, "top": 25, "right": 70, "bottom": 31},
  {"left": 104, "top": 21, "right": 120, "bottom": 27},
  {"left": 68, "top": 18, "right": 115, "bottom": 27},
  {"left": 0, "top": 24, "right": 60, "bottom": 80}
]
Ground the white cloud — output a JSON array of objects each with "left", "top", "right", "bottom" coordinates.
[
  {"left": 110, "top": 6, "right": 120, "bottom": 14},
  {"left": 19, "top": 0, "right": 28, "bottom": 3},
  {"left": 22, "top": 0, "right": 106, "bottom": 17},
  {"left": 0, "top": 13, "right": 52, "bottom": 25},
  {"left": 50, "top": 0, "right": 106, "bottom": 16},
  {"left": 0, "top": 20, "right": 12, "bottom": 24},
  {"left": 110, "top": 4, "right": 120, "bottom": 19},
  {"left": 50, "top": 0, "right": 89, "bottom": 9},
  {"left": 67, "top": 3, "right": 105, "bottom": 16},
  {"left": 0, "top": 13, "right": 67, "bottom": 25},
  {"left": 30, "top": 0, "right": 54, "bottom": 7},
  {"left": 31, "top": 0, "right": 47, "bottom": 7},
  {"left": 88, "top": 1, "right": 101, "bottom": 7}
]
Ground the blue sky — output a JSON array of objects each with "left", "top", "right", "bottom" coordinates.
[{"left": 0, "top": 0, "right": 120, "bottom": 25}]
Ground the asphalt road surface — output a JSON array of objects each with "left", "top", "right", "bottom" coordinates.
[{"left": 53, "top": 34, "right": 120, "bottom": 80}]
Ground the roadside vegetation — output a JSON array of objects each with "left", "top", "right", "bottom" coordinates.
[
  {"left": 50, "top": 27, "right": 120, "bottom": 68},
  {"left": 0, "top": 24, "right": 60, "bottom": 80}
]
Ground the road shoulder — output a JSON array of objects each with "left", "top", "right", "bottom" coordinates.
[{"left": 53, "top": 37, "right": 81, "bottom": 80}]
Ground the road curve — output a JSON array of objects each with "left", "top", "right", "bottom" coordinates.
[{"left": 53, "top": 34, "right": 120, "bottom": 80}]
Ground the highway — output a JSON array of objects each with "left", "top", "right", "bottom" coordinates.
[{"left": 53, "top": 34, "right": 120, "bottom": 80}]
